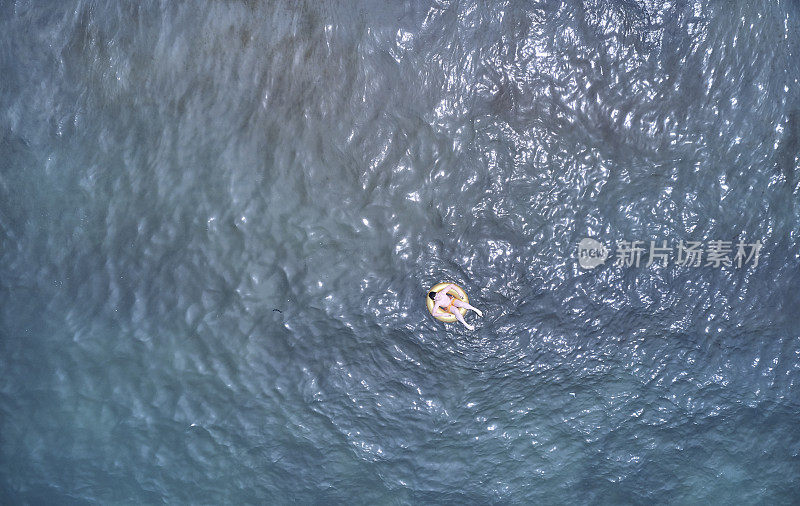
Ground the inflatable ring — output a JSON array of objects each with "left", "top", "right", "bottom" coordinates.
[{"left": 426, "top": 282, "right": 469, "bottom": 323}]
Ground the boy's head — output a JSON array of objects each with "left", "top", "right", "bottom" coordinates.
[{"left": 428, "top": 291, "right": 437, "bottom": 300}]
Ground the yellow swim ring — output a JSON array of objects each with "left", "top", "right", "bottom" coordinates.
[{"left": 426, "top": 282, "right": 469, "bottom": 323}]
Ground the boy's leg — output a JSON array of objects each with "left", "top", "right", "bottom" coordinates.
[
  {"left": 453, "top": 299, "right": 483, "bottom": 317},
  {"left": 450, "top": 307, "right": 474, "bottom": 330}
]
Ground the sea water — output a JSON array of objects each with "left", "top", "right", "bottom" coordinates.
[{"left": 1, "top": 0, "right": 799, "bottom": 503}]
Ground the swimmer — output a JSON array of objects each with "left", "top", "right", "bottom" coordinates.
[{"left": 428, "top": 283, "right": 483, "bottom": 330}]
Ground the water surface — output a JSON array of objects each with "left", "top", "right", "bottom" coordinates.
[{"left": 2, "top": 0, "right": 800, "bottom": 503}]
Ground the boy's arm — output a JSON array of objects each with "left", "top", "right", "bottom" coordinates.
[{"left": 432, "top": 301, "right": 447, "bottom": 317}]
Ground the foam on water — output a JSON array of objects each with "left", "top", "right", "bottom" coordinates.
[{"left": 2, "top": 0, "right": 800, "bottom": 503}]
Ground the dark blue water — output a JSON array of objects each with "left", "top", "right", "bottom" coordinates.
[{"left": 2, "top": 0, "right": 800, "bottom": 503}]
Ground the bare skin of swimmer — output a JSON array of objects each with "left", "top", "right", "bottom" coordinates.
[{"left": 432, "top": 283, "right": 483, "bottom": 330}]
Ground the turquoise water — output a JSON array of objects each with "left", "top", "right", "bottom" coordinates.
[{"left": 2, "top": 0, "right": 800, "bottom": 503}]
